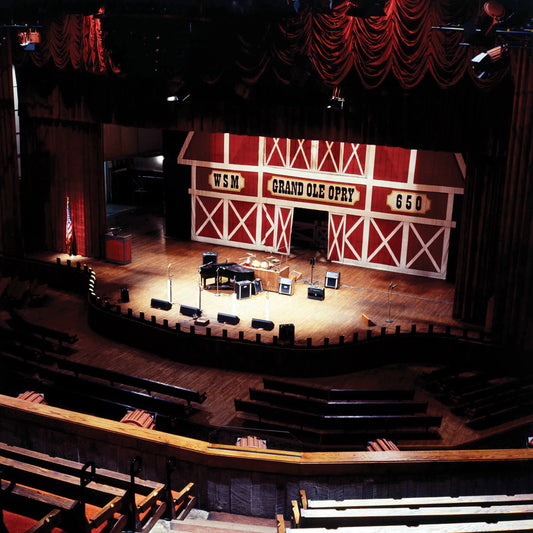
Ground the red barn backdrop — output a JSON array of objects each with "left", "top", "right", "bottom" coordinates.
[{"left": 179, "top": 132, "right": 464, "bottom": 279}]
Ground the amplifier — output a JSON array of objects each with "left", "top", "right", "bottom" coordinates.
[
  {"left": 217, "top": 312, "right": 240, "bottom": 325},
  {"left": 151, "top": 298, "right": 172, "bottom": 310},
  {"left": 252, "top": 278, "right": 263, "bottom": 295},
  {"left": 278, "top": 276, "right": 293, "bottom": 295},
  {"left": 307, "top": 286, "right": 325, "bottom": 301},
  {"left": 236, "top": 280, "right": 252, "bottom": 299},
  {"left": 202, "top": 251, "right": 218, "bottom": 264},
  {"left": 279, "top": 323, "right": 295, "bottom": 345},
  {"left": 251, "top": 318, "right": 275, "bottom": 331},
  {"left": 324, "top": 270, "right": 340, "bottom": 289}
]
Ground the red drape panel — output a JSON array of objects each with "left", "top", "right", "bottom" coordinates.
[
  {"left": 17, "top": 13, "right": 118, "bottom": 74},
  {"left": 0, "top": 38, "right": 23, "bottom": 256},
  {"left": 15, "top": 2, "right": 504, "bottom": 90},
  {"left": 21, "top": 118, "right": 106, "bottom": 257},
  {"left": 236, "top": 0, "right": 503, "bottom": 90},
  {"left": 492, "top": 49, "right": 533, "bottom": 353}
]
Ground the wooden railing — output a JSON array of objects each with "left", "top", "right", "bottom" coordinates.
[{"left": 0, "top": 395, "right": 532, "bottom": 520}]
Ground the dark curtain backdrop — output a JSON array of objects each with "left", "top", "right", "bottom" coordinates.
[
  {"left": 20, "top": 117, "right": 106, "bottom": 257},
  {"left": 492, "top": 49, "right": 533, "bottom": 355},
  {"left": 0, "top": 39, "right": 23, "bottom": 256}
]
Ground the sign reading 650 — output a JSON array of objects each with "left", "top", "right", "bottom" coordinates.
[{"left": 386, "top": 191, "right": 431, "bottom": 214}]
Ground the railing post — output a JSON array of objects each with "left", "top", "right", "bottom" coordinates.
[
  {"left": 395, "top": 325, "right": 401, "bottom": 335},
  {"left": 307, "top": 338, "right": 312, "bottom": 348}
]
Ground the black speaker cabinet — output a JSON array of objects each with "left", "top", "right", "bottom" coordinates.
[
  {"left": 151, "top": 298, "right": 172, "bottom": 310},
  {"left": 217, "top": 312, "right": 240, "bottom": 325},
  {"left": 307, "top": 286, "right": 325, "bottom": 301},
  {"left": 278, "top": 276, "right": 293, "bottom": 295},
  {"left": 251, "top": 318, "right": 275, "bottom": 331},
  {"left": 202, "top": 251, "right": 218, "bottom": 265},
  {"left": 235, "top": 280, "right": 252, "bottom": 299},
  {"left": 252, "top": 278, "right": 263, "bottom": 295},
  {"left": 180, "top": 304, "right": 201, "bottom": 317},
  {"left": 120, "top": 287, "right": 130, "bottom": 303},
  {"left": 279, "top": 323, "right": 295, "bottom": 344},
  {"left": 324, "top": 270, "right": 340, "bottom": 289}
]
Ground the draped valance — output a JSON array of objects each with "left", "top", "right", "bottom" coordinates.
[{"left": 16, "top": 1, "right": 504, "bottom": 90}]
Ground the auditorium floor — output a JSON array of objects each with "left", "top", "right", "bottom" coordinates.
[{"left": 21, "top": 211, "right": 528, "bottom": 451}]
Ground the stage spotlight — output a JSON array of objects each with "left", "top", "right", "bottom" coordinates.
[
  {"left": 326, "top": 86, "right": 344, "bottom": 111},
  {"left": 346, "top": 0, "right": 385, "bottom": 18},
  {"left": 471, "top": 44, "right": 509, "bottom": 79},
  {"left": 166, "top": 92, "right": 191, "bottom": 103}
]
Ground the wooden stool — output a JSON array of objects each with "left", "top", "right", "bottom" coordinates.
[{"left": 120, "top": 409, "right": 155, "bottom": 430}]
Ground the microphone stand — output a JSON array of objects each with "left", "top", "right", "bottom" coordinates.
[
  {"left": 386, "top": 282, "right": 397, "bottom": 323},
  {"left": 167, "top": 263, "right": 173, "bottom": 304},
  {"left": 215, "top": 267, "right": 220, "bottom": 297}
]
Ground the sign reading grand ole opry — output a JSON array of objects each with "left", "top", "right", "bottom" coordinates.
[{"left": 268, "top": 177, "right": 359, "bottom": 206}]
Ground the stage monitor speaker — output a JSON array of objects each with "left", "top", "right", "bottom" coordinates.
[
  {"left": 121, "top": 287, "right": 130, "bottom": 303},
  {"left": 251, "top": 318, "right": 275, "bottom": 331},
  {"left": 279, "top": 323, "right": 295, "bottom": 344},
  {"left": 307, "top": 286, "right": 325, "bottom": 301},
  {"left": 252, "top": 278, "right": 263, "bottom": 295},
  {"left": 235, "top": 280, "right": 252, "bottom": 299},
  {"left": 324, "top": 270, "right": 340, "bottom": 289},
  {"left": 217, "top": 312, "right": 240, "bottom": 325},
  {"left": 180, "top": 304, "right": 201, "bottom": 317},
  {"left": 151, "top": 298, "right": 172, "bottom": 310},
  {"left": 202, "top": 251, "right": 218, "bottom": 265},
  {"left": 278, "top": 277, "right": 293, "bottom": 295}
]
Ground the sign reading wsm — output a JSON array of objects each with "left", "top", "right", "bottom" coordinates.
[{"left": 209, "top": 171, "right": 244, "bottom": 192}]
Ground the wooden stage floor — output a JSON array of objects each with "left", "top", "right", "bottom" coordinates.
[
  {"left": 22, "top": 211, "right": 524, "bottom": 451},
  {"left": 79, "top": 212, "right": 467, "bottom": 345}
]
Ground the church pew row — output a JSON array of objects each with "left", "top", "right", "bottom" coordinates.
[
  {"left": 56, "top": 357, "right": 207, "bottom": 406},
  {"left": 287, "top": 490, "right": 533, "bottom": 532},
  {"left": 0, "top": 348, "right": 207, "bottom": 430},
  {"left": 234, "top": 398, "right": 442, "bottom": 432},
  {"left": 8, "top": 308, "right": 78, "bottom": 347},
  {"left": 419, "top": 367, "right": 533, "bottom": 429},
  {"left": 249, "top": 388, "right": 428, "bottom": 416},
  {"left": 263, "top": 378, "right": 415, "bottom": 402},
  {"left": 0, "top": 442, "right": 196, "bottom": 532}
]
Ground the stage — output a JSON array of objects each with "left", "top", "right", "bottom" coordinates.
[{"left": 64, "top": 212, "right": 469, "bottom": 346}]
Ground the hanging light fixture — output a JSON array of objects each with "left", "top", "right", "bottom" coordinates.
[{"left": 471, "top": 44, "right": 509, "bottom": 79}]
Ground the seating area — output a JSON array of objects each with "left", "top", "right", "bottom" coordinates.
[
  {"left": 0, "top": 442, "right": 196, "bottom": 532},
  {"left": 280, "top": 489, "right": 533, "bottom": 532},
  {"left": 0, "top": 327, "right": 207, "bottom": 434},
  {"left": 234, "top": 378, "right": 441, "bottom": 448},
  {"left": 419, "top": 367, "right": 533, "bottom": 430}
]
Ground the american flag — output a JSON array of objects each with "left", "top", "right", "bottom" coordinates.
[{"left": 66, "top": 196, "right": 73, "bottom": 255}]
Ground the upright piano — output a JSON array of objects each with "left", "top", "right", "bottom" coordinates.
[{"left": 199, "top": 262, "right": 255, "bottom": 290}]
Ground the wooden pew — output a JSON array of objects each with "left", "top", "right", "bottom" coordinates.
[
  {"left": 57, "top": 357, "right": 207, "bottom": 406},
  {"left": 249, "top": 388, "right": 428, "bottom": 415},
  {"left": 234, "top": 399, "right": 442, "bottom": 432},
  {"left": 8, "top": 309, "right": 78, "bottom": 347},
  {"left": 0, "top": 443, "right": 167, "bottom": 532},
  {"left": 294, "top": 490, "right": 533, "bottom": 531},
  {"left": 263, "top": 378, "right": 414, "bottom": 401}
]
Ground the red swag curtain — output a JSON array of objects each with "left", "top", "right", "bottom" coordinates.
[{"left": 17, "top": 1, "right": 502, "bottom": 90}]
